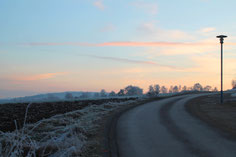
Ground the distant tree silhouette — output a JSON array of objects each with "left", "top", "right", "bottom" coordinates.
[
  {"left": 124, "top": 85, "right": 143, "bottom": 96},
  {"left": 193, "top": 83, "right": 203, "bottom": 91},
  {"left": 100, "top": 89, "right": 107, "bottom": 97},
  {"left": 118, "top": 89, "right": 125, "bottom": 96},
  {"left": 213, "top": 87, "right": 218, "bottom": 92},
  {"left": 94, "top": 93, "right": 100, "bottom": 97},
  {"left": 188, "top": 87, "right": 194, "bottom": 91},
  {"left": 149, "top": 85, "right": 155, "bottom": 93},
  {"left": 160, "top": 86, "right": 168, "bottom": 93},
  {"left": 169, "top": 86, "right": 174, "bottom": 93},
  {"left": 147, "top": 85, "right": 155, "bottom": 97},
  {"left": 182, "top": 86, "right": 187, "bottom": 91},
  {"left": 232, "top": 80, "right": 236, "bottom": 89},
  {"left": 154, "top": 84, "right": 160, "bottom": 95},
  {"left": 178, "top": 85, "right": 182, "bottom": 92},
  {"left": 80, "top": 92, "right": 89, "bottom": 98},
  {"left": 203, "top": 85, "right": 212, "bottom": 91},
  {"left": 173, "top": 86, "right": 179, "bottom": 93},
  {"left": 65, "top": 92, "right": 73, "bottom": 99},
  {"left": 109, "top": 91, "right": 116, "bottom": 97}
]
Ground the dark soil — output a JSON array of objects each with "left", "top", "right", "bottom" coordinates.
[{"left": 0, "top": 98, "right": 137, "bottom": 132}]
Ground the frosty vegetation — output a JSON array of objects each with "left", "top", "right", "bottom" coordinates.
[{"left": 0, "top": 99, "right": 139, "bottom": 156}]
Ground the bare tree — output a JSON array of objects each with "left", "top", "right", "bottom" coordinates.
[
  {"left": 232, "top": 80, "right": 236, "bottom": 89},
  {"left": 160, "top": 86, "right": 168, "bottom": 93},
  {"left": 203, "top": 85, "right": 212, "bottom": 91},
  {"left": 154, "top": 84, "right": 160, "bottom": 95},
  {"left": 169, "top": 86, "right": 173, "bottom": 93},
  {"left": 109, "top": 91, "right": 116, "bottom": 97},
  {"left": 173, "top": 86, "right": 179, "bottom": 93},
  {"left": 188, "top": 86, "right": 193, "bottom": 91},
  {"left": 213, "top": 87, "right": 218, "bottom": 92},
  {"left": 193, "top": 83, "right": 203, "bottom": 91},
  {"left": 147, "top": 85, "right": 155, "bottom": 97},
  {"left": 178, "top": 85, "right": 182, "bottom": 92},
  {"left": 118, "top": 89, "right": 125, "bottom": 96},
  {"left": 124, "top": 85, "right": 143, "bottom": 96},
  {"left": 148, "top": 85, "right": 155, "bottom": 93},
  {"left": 182, "top": 86, "right": 187, "bottom": 91},
  {"left": 100, "top": 89, "right": 107, "bottom": 97}
]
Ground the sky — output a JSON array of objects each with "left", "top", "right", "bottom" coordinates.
[{"left": 1, "top": 0, "right": 236, "bottom": 98}]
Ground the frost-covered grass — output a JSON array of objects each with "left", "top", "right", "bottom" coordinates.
[
  {"left": 1, "top": 92, "right": 194, "bottom": 156},
  {"left": 0, "top": 94, "right": 140, "bottom": 105},
  {"left": 231, "top": 93, "right": 236, "bottom": 97},
  {"left": 0, "top": 99, "right": 138, "bottom": 156}
]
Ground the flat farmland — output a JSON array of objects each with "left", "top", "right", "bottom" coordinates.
[{"left": 0, "top": 97, "right": 137, "bottom": 132}]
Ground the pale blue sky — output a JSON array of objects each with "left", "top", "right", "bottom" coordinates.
[{"left": 1, "top": 0, "right": 236, "bottom": 98}]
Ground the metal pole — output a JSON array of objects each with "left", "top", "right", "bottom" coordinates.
[
  {"left": 216, "top": 35, "right": 227, "bottom": 104},
  {"left": 221, "top": 42, "right": 223, "bottom": 104}
]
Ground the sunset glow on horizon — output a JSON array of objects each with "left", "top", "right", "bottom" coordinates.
[{"left": 1, "top": 0, "right": 236, "bottom": 98}]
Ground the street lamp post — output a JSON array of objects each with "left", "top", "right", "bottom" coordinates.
[{"left": 216, "top": 35, "right": 227, "bottom": 104}]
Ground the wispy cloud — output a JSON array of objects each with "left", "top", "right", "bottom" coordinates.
[
  {"left": 25, "top": 41, "right": 218, "bottom": 47},
  {"left": 22, "top": 39, "right": 236, "bottom": 48},
  {"left": 137, "top": 21, "right": 195, "bottom": 41},
  {"left": 199, "top": 27, "right": 216, "bottom": 33},
  {"left": 98, "top": 41, "right": 213, "bottom": 47},
  {"left": 82, "top": 54, "right": 179, "bottom": 69},
  {"left": 131, "top": 1, "right": 158, "bottom": 15},
  {"left": 25, "top": 42, "right": 94, "bottom": 46},
  {"left": 93, "top": 0, "right": 105, "bottom": 10},
  {"left": 5, "top": 72, "right": 68, "bottom": 81}
]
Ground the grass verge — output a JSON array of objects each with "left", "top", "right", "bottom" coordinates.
[{"left": 185, "top": 93, "right": 236, "bottom": 139}]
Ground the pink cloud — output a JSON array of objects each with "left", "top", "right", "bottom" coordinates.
[
  {"left": 93, "top": 0, "right": 105, "bottom": 10},
  {"left": 83, "top": 54, "right": 179, "bottom": 69},
  {"left": 25, "top": 41, "right": 214, "bottom": 47},
  {"left": 24, "top": 41, "right": 236, "bottom": 48},
  {"left": 9, "top": 72, "right": 68, "bottom": 81},
  {"left": 97, "top": 41, "right": 202, "bottom": 47},
  {"left": 200, "top": 27, "right": 216, "bottom": 33}
]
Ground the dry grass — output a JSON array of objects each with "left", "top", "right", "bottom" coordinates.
[{"left": 186, "top": 93, "right": 236, "bottom": 137}]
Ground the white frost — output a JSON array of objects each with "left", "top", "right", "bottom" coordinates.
[{"left": 0, "top": 99, "right": 138, "bottom": 156}]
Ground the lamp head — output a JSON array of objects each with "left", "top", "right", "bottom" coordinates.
[
  {"left": 217, "top": 35, "right": 227, "bottom": 38},
  {"left": 216, "top": 35, "right": 227, "bottom": 44}
]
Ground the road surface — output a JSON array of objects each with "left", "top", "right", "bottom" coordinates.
[{"left": 116, "top": 94, "right": 236, "bottom": 157}]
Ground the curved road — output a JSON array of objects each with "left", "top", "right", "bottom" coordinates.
[{"left": 116, "top": 94, "right": 236, "bottom": 157}]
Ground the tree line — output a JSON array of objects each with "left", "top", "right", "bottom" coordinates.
[
  {"left": 64, "top": 83, "right": 220, "bottom": 99},
  {"left": 45, "top": 79, "right": 236, "bottom": 100}
]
